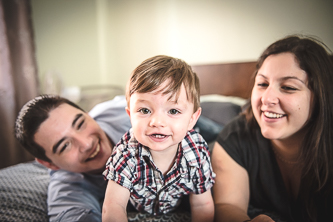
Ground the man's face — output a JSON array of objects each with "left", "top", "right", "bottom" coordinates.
[{"left": 34, "top": 103, "right": 112, "bottom": 174}]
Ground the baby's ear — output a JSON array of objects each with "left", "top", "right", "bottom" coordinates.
[
  {"left": 35, "top": 158, "right": 60, "bottom": 170},
  {"left": 188, "top": 107, "right": 201, "bottom": 130},
  {"left": 125, "top": 107, "right": 130, "bottom": 117}
]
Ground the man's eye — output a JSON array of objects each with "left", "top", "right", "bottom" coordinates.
[
  {"left": 60, "top": 142, "right": 70, "bottom": 154},
  {"left": 139, "top": 108, "right": 150, "bottom": 114},
  {"left": 169, "top": 109, "right": 180, "bottom": 115},
  {"left": 77, "top": 120, "right": 85, "bottom": 129}
]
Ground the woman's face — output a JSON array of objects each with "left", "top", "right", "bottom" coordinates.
[{"left": 251, "top": 52, "right": 313, "bottom": 142}]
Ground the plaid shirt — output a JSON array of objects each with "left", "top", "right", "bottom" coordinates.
[{"left": 103, "top": 128, "right": 215, "bottom": 215}]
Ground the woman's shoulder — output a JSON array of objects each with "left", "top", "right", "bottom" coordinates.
[{"left": 216, "top": 114, "right": 267, "bottom": 159}]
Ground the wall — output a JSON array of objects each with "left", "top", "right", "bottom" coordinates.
[{"left": 30, "top": 0, "right": 333, "bottom": 96}]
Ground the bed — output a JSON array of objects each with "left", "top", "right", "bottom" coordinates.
[{"left": 0, "top": 61, "right": 256, "bottom": 222}]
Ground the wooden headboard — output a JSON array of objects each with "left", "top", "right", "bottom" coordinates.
[
  {"left": 193, "top": 56, "right": 333, "bottom": 99},
  {"left": 192, "top": 61, "right": 257, "bottom": 99}
]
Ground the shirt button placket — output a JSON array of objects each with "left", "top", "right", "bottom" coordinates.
[{"left": 153, "top": 169, "right": 163, "bottom": 214}]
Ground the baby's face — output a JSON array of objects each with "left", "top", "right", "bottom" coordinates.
[{"left": 126, "top": 82, "right": 201, "bottom": 155}]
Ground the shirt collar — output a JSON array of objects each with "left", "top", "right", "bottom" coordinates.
[
  {"left": 180, "top": 133, "right": 201, "bottom": 168},
  {"left": 138, "top": 131, "right": 201, "bottom": 168}
]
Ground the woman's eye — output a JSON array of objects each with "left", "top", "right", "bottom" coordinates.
[
  {"left": 139, "top": 108, "right": 150, "bottom": 114},
  {"left": 257, "top": 83, "right": 268, "bottom": 87},
  {"left": 169, "top": 109, "right": 180, "bottom": 115},
  {"left": 282, "top": 86, "right": 297, "bottom": 91}
]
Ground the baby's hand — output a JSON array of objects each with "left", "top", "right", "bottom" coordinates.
[{"left": 248, "top": 214, "right": 275, "bottom": 222}]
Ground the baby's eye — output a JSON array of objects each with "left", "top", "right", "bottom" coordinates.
[
  {"left": 169, "top": 109, "right": 180, "bottom": 115},
  {"left": 139, "top": 108, "right": 151, "bottom": 114}
]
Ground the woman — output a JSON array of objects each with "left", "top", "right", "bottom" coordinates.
[{"left": 212, "top": 35, "right": 333, "bottom": 222}]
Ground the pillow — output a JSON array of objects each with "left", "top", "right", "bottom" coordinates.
[
  {"left": 200, "top": 94, "right": 247, "bottom": 126},
  {"left": 200, "top": 94, "right": 247, "bottom": 106},
  {"left": 200, "top": 101, "right": 242, "bottom": 126},
  {"left": 195, "top": 100, "right": 243, "bottom": 145},
  {"left": 0, "top": 161, "right": 49, "bottom": 221}
]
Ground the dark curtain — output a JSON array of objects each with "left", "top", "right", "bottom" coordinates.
[{"left": 0, "top": 0, "right": 39, "bottom": 169}]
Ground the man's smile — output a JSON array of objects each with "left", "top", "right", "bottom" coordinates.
[{"left": 87, "top": 143, "right": 100, "bottom": 160}]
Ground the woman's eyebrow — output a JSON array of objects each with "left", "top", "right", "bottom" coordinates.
[
  {"left": 281, "top": 76, "right": 306, "bottom": 84},
  {"left": 256, "top": 73, "right": 267, "bottom": 79},
  {"left": 257, "top": 74, "right": 307, "bottom": 85}
]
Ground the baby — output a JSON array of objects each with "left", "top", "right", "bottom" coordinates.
[{"left": 102, "top": 55, "right": 215, "bottom": 222}]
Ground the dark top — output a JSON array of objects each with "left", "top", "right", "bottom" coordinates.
[{"left": 216, "top": 115, "right": 304, "bottom": 222}]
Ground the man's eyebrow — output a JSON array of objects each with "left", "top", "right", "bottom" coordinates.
[
  {"left": 53, "top": 138, "right": 65, "bottom": 154},
  {"left": 52, "top": 113, "right": 83, "bottom": 154},
  {"left": 72, "top": 113, "right": 83, "bottom": 127}
]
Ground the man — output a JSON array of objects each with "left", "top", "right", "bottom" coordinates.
[
  {"left": 14, "top": 94, "right": 221, "bottom": 221},
  {"left": 15, "top": 94, "right": 131, "bottom": 221}
]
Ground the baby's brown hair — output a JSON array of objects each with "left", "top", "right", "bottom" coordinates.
[{"left": 126, "top": 55, "right": 200, "bottom": 112}]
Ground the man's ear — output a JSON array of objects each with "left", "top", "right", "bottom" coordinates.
[
  {"left": 188, "top": 107, "right": 202, "bottom": 130},
  {"left": 35, "top": 158, "right": 60, "bottom": 170},
  {"left": 125, "top": 107, "right": 130, "bottom": 117}
]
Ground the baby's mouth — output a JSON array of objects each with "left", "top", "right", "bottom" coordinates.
[
  {"left": 263, "top": 111, "right": 285, "bottom": 119},
  {"left": 152, "top": 134, "right": 167, "bottom": 138}
]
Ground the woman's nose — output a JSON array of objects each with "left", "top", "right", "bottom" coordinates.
[{"left": 261, "top": 86, "right": 279, "bottom": 105}]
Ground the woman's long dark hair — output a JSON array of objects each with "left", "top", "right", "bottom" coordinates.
[{"left": 245, "top": 35, "right": 333, "bottom": 221}]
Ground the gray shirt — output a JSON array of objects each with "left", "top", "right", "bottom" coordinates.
[{"left": 48, "top": 96, "right": 131, "bottom": 222}]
